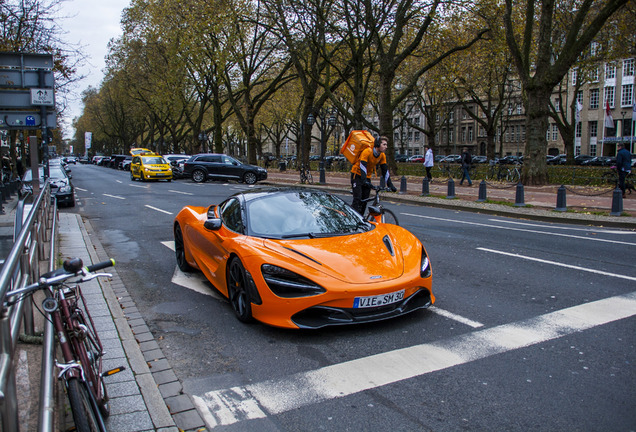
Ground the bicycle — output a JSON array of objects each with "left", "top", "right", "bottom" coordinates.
[
  {"left": 300, "top": 164, "right": 313, "bottom": 184},
  {"left": 363, "top": 185, "right": 399, "bottom": 225},
  {"left": 5, "top": 257, "right": 124, "bottom": 432},
  {"left": 507, "top": 162, "right": 522, "bottom": 183},
  {"left": 602, "top": 166, "right": 635, "bottom": 194}
]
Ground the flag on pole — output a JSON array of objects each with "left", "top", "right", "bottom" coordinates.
[
  {"left": 604, "top": 100, "right": 614, "bottom": 128},
  {"left": 576, "top": 100, "right": 583, "bottom": 124}
]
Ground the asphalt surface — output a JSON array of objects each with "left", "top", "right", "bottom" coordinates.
[{"left": 2, "top": 166, "right": 635, "bottom": 432}]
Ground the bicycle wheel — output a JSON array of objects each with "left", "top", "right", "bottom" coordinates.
[
  {"left": 67, "top": 378, "right": 101, "bottom": 432},
  {"left": 381, "top": 209, "right": 399, "bottom": 225},
  {"left": 307, "top": 172, "right": 313, "bottom": 184},
  {"left": 507, "top": 169, "right": 520, "bottom": 183}
]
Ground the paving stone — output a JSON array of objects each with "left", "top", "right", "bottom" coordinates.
[
  {"left": 153, "top": 369, "right": 179, "bottom": 385},
  {"left": 158, "top": 381, "right": 182, "bottom": 398},
  {"left": 164, "top": 394, "right": 196, "bottom": 414},
  {"left": 109, "top": 394, "right": 146, "bottom": 415},
  {"left": 172, "top": 409, "right": 205, "bottom": 431},
  {"left": 106, "top": 411, "right": 154, "bottom": 432}
]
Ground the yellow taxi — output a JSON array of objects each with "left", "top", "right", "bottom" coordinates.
[{"left": 130, "top": 153, "right": 173, "bottom": 182}]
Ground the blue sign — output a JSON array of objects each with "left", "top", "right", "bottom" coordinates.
[{"left": 25, "top": 115, "right": 36, "bottom": 126}]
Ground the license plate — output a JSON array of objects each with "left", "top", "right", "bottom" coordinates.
[{"left": 353, "top": 289, "right": 405, "bottom": 308}]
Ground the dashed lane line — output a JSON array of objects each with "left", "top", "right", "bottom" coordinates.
[
  {"left": 487, "top": 218, "right": 636, "bottom": 235},
  {"left": 102, "top": 194, "right": 125, "bottom": 200},
  {"left": 145, "top": 205, "right": 172, "bottom": 215},
  {"left": 168, "top": 189, "right": 194, "bottom": 195},
  {"left": 403, "top": 213, "right": 636, "bottom": 246},
  {"left": 192, "top": 291, "right": 636, "bottom": 427},
  {"left": 429, "top": 306, "right": 484, "bottom": 328},
  {"left": 478, "top": 247, "right": 636, "bottom": 282}
]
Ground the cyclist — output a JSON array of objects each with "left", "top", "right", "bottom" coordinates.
[{"left": 350, "top": 135, "right": 397, "bottom": 215}]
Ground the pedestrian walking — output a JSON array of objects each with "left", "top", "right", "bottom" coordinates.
[
  {"left": 616, "top": 142, "right": 632, "bottom": 198},
  {"left": 459, "top": 147, "right": 473, "bottom": 186},
  {"left": 424, "top": 145, "right": 434, "bottom": 182}
]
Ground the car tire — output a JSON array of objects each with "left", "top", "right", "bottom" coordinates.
[
  {"left": 130, "top": 172, "right": 135, "bottom": 181},
  {"left": 68, "top": 198, "right": 75, "bottom": 208},
  {"left": 192, "top": 169, "right": 206, "bottom": 183},
  {"left": 227, "top": 257, "right": 254, "bottom": 323},
  {"left": 243, "top": 172, "right": 257, "bottom": 185},
  {"left": 174, "top": 224, "right": 195, "bottom": 272},
  {"left": 140, "top": 172, "right": 146, "bottom": 182}
]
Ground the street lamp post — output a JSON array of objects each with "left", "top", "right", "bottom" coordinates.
[{"left": 198, "top": 132, "right": 208, "bottom": 153}]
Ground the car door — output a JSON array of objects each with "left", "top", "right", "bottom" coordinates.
[
  {"left": 131, "top": 156, "right": 141, "bottom": 178},
  {"left": 219, "top": 155, "right": 243, "bottom": 181}
]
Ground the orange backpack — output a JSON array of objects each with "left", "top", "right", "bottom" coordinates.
[{"left": 340, "top": 130, "right": 374, "bottom": 164}]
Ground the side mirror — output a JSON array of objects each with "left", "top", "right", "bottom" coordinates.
[{"left": 204, "top": 218, "right": 222, "bottom": 230}]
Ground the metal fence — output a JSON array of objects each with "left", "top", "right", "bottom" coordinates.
[{"left": 0, "top": 182, "right": 56, "bottom": 432}]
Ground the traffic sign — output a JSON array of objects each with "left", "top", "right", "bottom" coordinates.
[
  {"left": 0, "top": 69, "right": 55, "bottom": 88},
  {"left": 0, "top": 111, "right": 56, "bottom": 128},
  {"left": 30, "top": 88, "right": 54, "bottom": 105},
  {"left": 0, "top": 53, "right": 54, "bottom": 69}
]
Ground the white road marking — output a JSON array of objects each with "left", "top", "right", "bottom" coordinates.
[
  {"left": 429, "top": 306, "right": 484, "bottom": 328},
  {"left": 161, "top": 241, "right": 225, "bottom": 300},
  {"left": 145, "top": 205, "right": 172, "bottom": 215},
  {"left": 103, "top": 194, "right": 125, "bottom": 200},
  {"left": 404, "top": 213, "right": 636, "bottom": 246},
  {"left": 169, "top": 189, "right": 194, "bottom": 195},
  {"left": 116, "top": 180, "right": 122, "bottom": 184},
  {"left": 477, "top": 248, "right": 636, "bottom": 282},
  {"left": 129, "top": 183, "right": 149, "bottom": 189},
  {"left": 488, "top": 218, "right": 636, "bottom": 235},
  {"left": 75, "top": 187, "right": 87, "bottom": 192},
  {"left": 192, "top": 291, "right": 636, "bottom": 427}
]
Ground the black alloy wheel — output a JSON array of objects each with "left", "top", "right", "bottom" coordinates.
[
  {"left": 192, "top": 169, "right": 207, "bottom": 183},
  {"left": 243, "top": 172, "right": 257, "bottom": 185},
  {"left": 174, "top": 224, "right": 195, "bottom": 272},
  {"left": 227, "top": 257, "right": 254, "bottom": 323}
]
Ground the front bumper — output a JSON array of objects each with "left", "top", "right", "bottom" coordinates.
[{"left": 290, "top": 288, "right": 433, "bottom": 329}]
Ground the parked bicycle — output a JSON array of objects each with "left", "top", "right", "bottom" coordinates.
[
  {"left": 486, "top": 160, "right": 521, "bottom": 183},
  {"left": 363, "top": 184, "right": 399, "bottom": 225},
  {"left": 4, "top": 257, "right": 124, "bottom": 432},
  {"left": 436, "top": 162, "right": 462, "bottom": 179},
  {"left": 300, "top": 164, "right": 313, "bottom": 184},
  {"left": 602, "top": 165, "right": 635, "bottom": 194}
]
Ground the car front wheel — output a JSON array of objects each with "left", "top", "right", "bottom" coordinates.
[
  {"left": 243, "top": 172, "right": 257, "bottom": 185},
  {"left": 192, "top": 169, "right": 206, "bottom": 183},
  {"left": 174, "top": 224, "right": 195, "bottom": 272},
  {"left": 227, "top": 258, "right": 254, "bottom": 323}
]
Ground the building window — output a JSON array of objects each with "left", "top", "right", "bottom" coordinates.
[
  {"left": 589, "top": 121, "right": 597, "bottom": 137},
  {"left": 516, "top": 104, "right": 523, "bottom": 115},
  {"left": 605, "top": 63, "right": 616, "bottom": 80},
  {"left": 590, "top": 88, "right": 599, "bottom": 109},
  {"left": 575, "top": 122, "right": 582, "bottom": 138},
  {"left": 621, "top": 84, "right": 633, "bottom": 107},
  {"left": 623, "top": 58, "right": 634, "bottom": 77},
  {"left": 521, "top": 125, "right": 526, "bottom": 142},
  {"left": 554, "top": 98, "right": 560, "bottom": 111},
  {"left": 448, "top": 112, "right": 454, "bottom": 123},
  {"left": 552, "top": 124, "right": 559, "bottom": 141},
  {"left": 590, "top": 67, "right": 599, "bottom": 82},
  {"left": 448, "top": 129, "right": 453, "bottom": 142},
  {"left": 576, "top": 91, "right": 583, "bottom": 105},
  {"left": 604, "top": 86, "right": 615, "bottom": 108},
  {"left": 468, "top": 126, "right": 473, "bottom": 142},
  {"left": 571, "top": 68, "right": 578, "bottom": 86},
  {"left": 461, "top": 127, "right": 466, "bottom": 141},
  {"left": 591, "top": 42, "right": 599, "bottom": 57}
]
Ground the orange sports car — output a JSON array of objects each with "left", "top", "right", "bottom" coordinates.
[{"left": 173, "top": 187, "right": 434, "bottom": 329}]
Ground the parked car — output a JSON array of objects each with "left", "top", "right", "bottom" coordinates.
[
  {"left": 163, "top": 154, "right": 190, "bottom": 178},
  {"left": 394, "top": 154, "right": 409, "bottom": 162},
  {"left": 173, "top": 187, "right": 434, "bottom": 328},
  {"left": 20, "top": 165, "right": 75, "bottom": 207},
  {"left": 183, "top": 153, "right": 267, "bottom": 185},
  {"left": 574, "top": 154, "right": 595, "bottom": 165},
  {"left": 130, "top": 154, "right": 173, "bottom": 181},
  {"left": 439, "top": 155, "right": 461, "bottom": 163},
  {"left": 109, "top": 155, "right": 128, "bottom": 169},
  {"left": 407, "top": 154, "right": 424, "bottom": 162},
  {"left": 472, "top": 155, "right": 488, "bottom": 164},
  {"left": 119, "top": 155, "right": 133, "bottom": 170}
]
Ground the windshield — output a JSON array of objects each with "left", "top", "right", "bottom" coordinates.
[
  {"left": 142, "top": 156, "right": 167, "bottom": 164},
  {"left": 246, "top": 191, "right": 369, "bottom": 238}
]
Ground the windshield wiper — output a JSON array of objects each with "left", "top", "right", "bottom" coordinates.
[{"left": 280, "top": 232, "right": 316, "bottom": 239}]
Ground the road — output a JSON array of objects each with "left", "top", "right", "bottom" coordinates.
[{"left": 67, "top": 163, "right": 636, "bottom": 431}]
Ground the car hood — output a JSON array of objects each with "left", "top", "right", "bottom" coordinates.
[{"left": 263, "top": 226, "right": 405, "bottom": 283}]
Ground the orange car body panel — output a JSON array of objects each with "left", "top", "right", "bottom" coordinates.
[{"left": 175, "top": 205, "right": 434, "bottom": 329}]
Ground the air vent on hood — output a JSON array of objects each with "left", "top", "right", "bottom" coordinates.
[{"left": 382, "top": 235, "right": 394, "bottom": 256}]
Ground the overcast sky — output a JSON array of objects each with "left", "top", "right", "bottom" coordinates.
[{"left": 58, "top": 0, "right": 129, "bottom": 139}]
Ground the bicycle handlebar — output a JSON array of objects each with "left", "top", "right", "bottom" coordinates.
[{"left": 4, "top": 257, "right": 115, "bottom": 300}]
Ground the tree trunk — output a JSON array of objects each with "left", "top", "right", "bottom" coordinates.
[{"left": 523, "top": 87, "right": 551, "bottom": 185}]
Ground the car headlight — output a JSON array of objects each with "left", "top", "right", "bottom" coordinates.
[
  {"left": 262, "top": 264, "right": 326, "bottom": 298},
  {"left": 59, "top": 185, "right": 71, "bottom": 193},
  {"left": 420, "top": 248, "right": 432, "bottom": 278}
]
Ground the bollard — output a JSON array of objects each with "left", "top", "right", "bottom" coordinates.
[
  {"left": 421, "top": 177, "right": 430, "bottom": 196},
  {"left": 610, "top": 187, "right": 623, "bottom": 216},
  {"left": 476, "top": 180, "right": 487, "bottom": 202},
  {"left": 514, "top": 182, "right": 526, "bottom": 207},
  {"left": 399, "top": 176, "right": 407, "bottom": 194},
  {"left": 555, "top": 185, "right": 567, "bottom": 212},
  {"left": 279, "top": 161, "right": 286, "bottom": 172},
  {"left": 446, "top": 178, "right": 456, "bottom": 199},
  {"left": 319, "top": 161, "right": 326, "bottom": 184}
]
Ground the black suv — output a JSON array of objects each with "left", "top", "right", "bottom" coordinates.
[{"left": 183, "top": 153, "right": 267, "bottom": 185}]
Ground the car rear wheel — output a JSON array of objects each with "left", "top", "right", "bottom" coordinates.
[
  {"left": 227, "top": 258, "right": 254, "bottom": 323},
  {"left": 174, "top": 224, "right": 195, "bottom": 272},
  {"left": 243, "top": 172, "right": 257, "bottom": 185},
  {"left": 130, "top": 172, "right": 135, "bottom": 181},
  {"left": 192, "top": 169, "right": 206, "bottom": 183}
]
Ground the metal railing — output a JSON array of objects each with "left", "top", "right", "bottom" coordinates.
[{"left": 0, "top": 182, "right": 55, "bottom": 432}]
